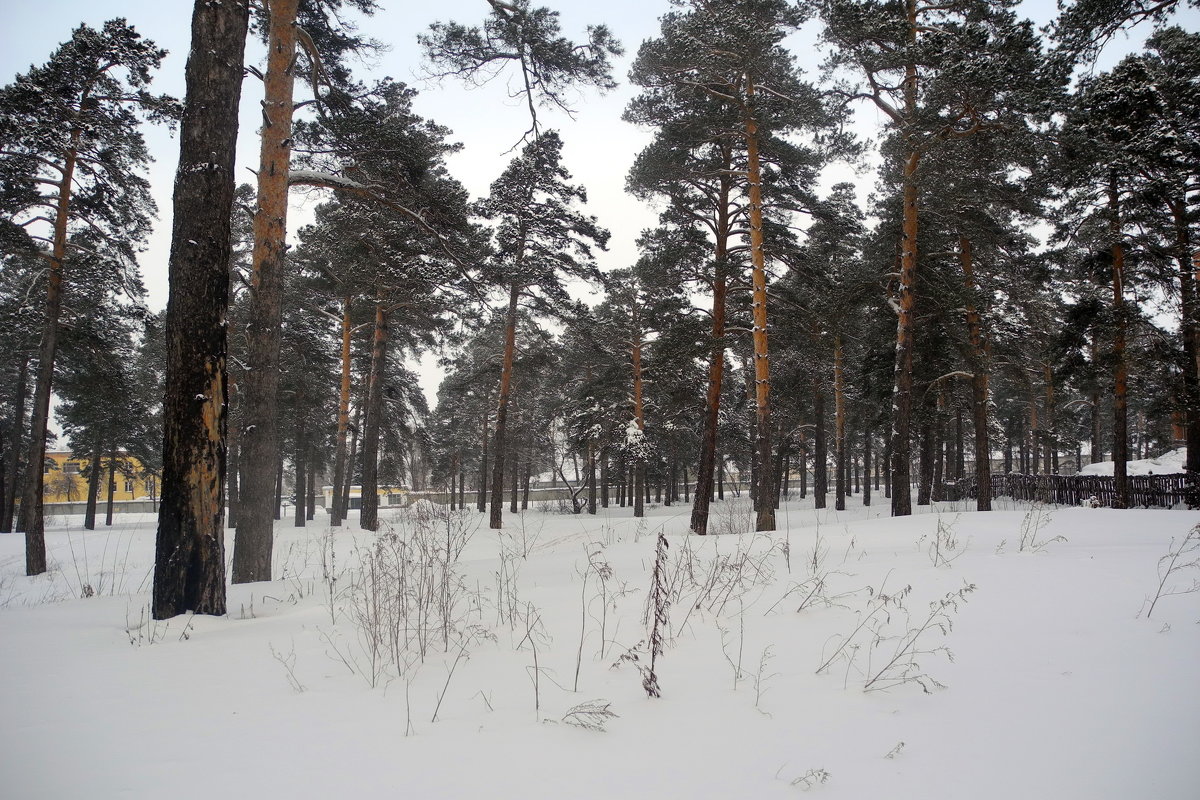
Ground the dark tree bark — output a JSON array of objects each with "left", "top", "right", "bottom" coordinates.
[
  {"left": 477, "top": 407, "right": 488, "bottom": 512},
  {"left": 490, "top": 282, "right": 520, "bottom": 529},
  {"left": 1169, "top": 195, "right": 1200, "bottom": 471},
  {"left": 294, "top": 434, "right": 306, "bottom": 527},
  {"left": 1109, "top": 174, "right": 1129, "bottom": 508},
  {"left": 863, "top": 430, "right": 872, "bottom": 506},
  {"left": 227, "top": 406, "right": 240, "bottom": 528},
  {"left": 84, "top": 435, "right": 103, "bottom": 530},
  {"left": 153, "top": 0, "right": 248, "bottom": 618},
  {"left": 962, "top": 236, "right": 992, "bottom": 510},
  {"left": 632, "top": 306, "right": 647, "bottom": 519},
  {"left": 2, "top": 356, "right": 28, "bottom": 533},
  {"left": 359, "top": 298, "right": 389, "bottom": 531},
  {"left": 814, "top": 385, "right": 827, "bottom": 509},
  {"left": 587, "top": 440, "right": 597, "bottom": 515},
  {"left": 343, "top": 402, "right": 361, "bottom": 515},
  {"left": 918, "top": 409, "right": 934, "bottom": 506},
  {"left": 306, "top": 447, "right": 316, "bottom": 521},
  {"left": 691, "top": 265, "right": 728, "bottom": 535},
  {"left": 18, "top": 125, "right": 81, "bottom": 574},
  {"left": 834, "top": 334, "right": 847, "bottom": 512}
]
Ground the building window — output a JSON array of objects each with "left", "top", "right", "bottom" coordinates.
[
  {"left": 65, "top": 462, "right": 80, "bottom": 474},
  {"left": 124, "top": 480, "right": 134, "bottom": 493}
]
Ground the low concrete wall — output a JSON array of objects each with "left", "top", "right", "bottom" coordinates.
[{"left": 43, "top": 500, "right": 159, "bottom": 516}]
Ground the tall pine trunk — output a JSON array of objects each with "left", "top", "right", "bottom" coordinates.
[
  {"left": 889, "top": 1, "right": 921, "bottom": 518},
  {"left": 359, "top": 297, "right": 389, "bottom": 531},
  {"left": 233, "top": 0, "right": 299, "bottom": 583},
  {"left": 152, "top": 0, "right": 248, "bottom": 618},
  {"left": 1170, "top": 195, "right": 1200, "bottom": 472},
  {"left": 84, "top": 435, "right": 103, "bottom": 530},
  {"left": 691, "top": 161, "right": 733, "bottom": 535},
  {"left": 2, "top": 355, "right": 28, "bottom": 533},
  {"left": 632, "top": 304, "right": 646, "bottom": 519},
  {"left": 814, "top": 385, "right": 827, "bottom": 509},
  {"left": 330, "top": 296, "right": 353, "bottom": 526},
  {"left": 960, "top": 236, "right": 992, "bottom": 510},
  {"left": 1109, "top": 174, "right": 1129, "bottom": 508},
  {"left": 490, "top": 282, "right": 520, "bottom": 529},
  {"left": 744, "top": 85, "right": 775, "bottom": 532},
  {"left": 294, "top": 432, "right": 306, "bottom": 527},
  {"left": 227, "top": 400, "right": 240, "bottom": 529},
  {"left": 834, "top": 333, "right": 847, "bottom": 512},
  {"left": 19, "top": 123, "right": 81, "bottom": 574}
]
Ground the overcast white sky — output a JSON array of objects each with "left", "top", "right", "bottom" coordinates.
[{"left": 2, "top": 0, "right": 1195, "bottom": 406}]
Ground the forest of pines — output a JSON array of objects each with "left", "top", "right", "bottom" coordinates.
[{"left": 0, "top": 0, "right": 1197, "bottom": 618}]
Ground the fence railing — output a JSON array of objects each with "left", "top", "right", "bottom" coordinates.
[{"left": 956, "top": 472, "right": 1198, "bottom": 508}]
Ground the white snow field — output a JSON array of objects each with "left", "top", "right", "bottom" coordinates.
[{"left": 1, "top": 493, "right": 1197, "bottom": 800}]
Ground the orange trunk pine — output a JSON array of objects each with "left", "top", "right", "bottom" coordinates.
[
  {"left": 330, "top": 296, "right": 353, "bottom": 526},
  {"left": 745, "top": 78, "right": 774, "bottom": 532},
  {"left": 233, "top": 0, "right": 299, "bottom": 582},
  {"left": 20, "top": 123, "right": 81, "bottom": 574}
]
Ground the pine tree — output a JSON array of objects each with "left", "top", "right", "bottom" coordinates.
[
  {"left": 153, "top": 0, "right": 250, "bottom": 618},
  {"left": 233, "top": 0, "right": 380, "bottom": 582},
  {"left": 0, "top": 19, "right": 176, "bottom": 575},
  {"left": 476, "top": 131, "right": 608, "bottom": 529},
  {"left": 628, "top": 0, "right": 843, "bottom": 532},
  {"left": 822, "top": 0, "right": 1055, "bottom": 515}
]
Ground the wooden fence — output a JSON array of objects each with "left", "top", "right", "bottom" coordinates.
[{"left": 955, "top": 472, "right": 1198, "bottom": 508}]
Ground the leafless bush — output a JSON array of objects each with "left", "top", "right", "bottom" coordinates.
[
  {"left": 818, "top": 575, "right": 976, "bottom": 694},
  {"left": 863, "top": 582, "right": 976, "bottom": 693},
  {"left": 919, "top": 514, "right": 965, "bottom": 568},
  {"left": 754, "top": 644, "right": 777, "bottom": 715},
  {"left": 775, "top": 766, "right": 831, "bottom": 791},
  {"left": 641, "top": 530, "right": 670, "bottom": 697},
  {"left": 1142, "top": 524, "right": 1200, "bottom": 619},
  {"left": 1018, "top": 503, "right": 1064, "bottom": 553},
  {"left": 341, "top": 510, "right": 483, "bottom": 688},
  {"left": 764, "top": 528, "right": 865, "bottom": 616},
  {"left": 712, "top": 497, "right": 754, "bottom": 536},
  {"left": 269, "top": 640, "right": 305, "bottom": 693},
  {"left": 560, "top": 699, "right": 618, "bottom": 732}
]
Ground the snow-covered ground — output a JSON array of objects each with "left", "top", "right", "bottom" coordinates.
[
  {"left": 1078, "top": 447, "right": 1187, "bottom": 476},
  {"left": 2, "top": 493, "right": 1198, "bottom": 799}
]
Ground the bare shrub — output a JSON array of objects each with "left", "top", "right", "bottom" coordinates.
[
  {"left": 560, "top": 699, "right": 618, "bottom": 732},
  {"left": 1018, "top": 503, "right": 1064, "bottom": 553},
  {"left": 1142, "top": 524, "right": 1200, "bottom": 619}
]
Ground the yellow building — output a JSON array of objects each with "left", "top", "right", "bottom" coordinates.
[{"left": 42, "top": 450, "right": 157, "bottom": 504}]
